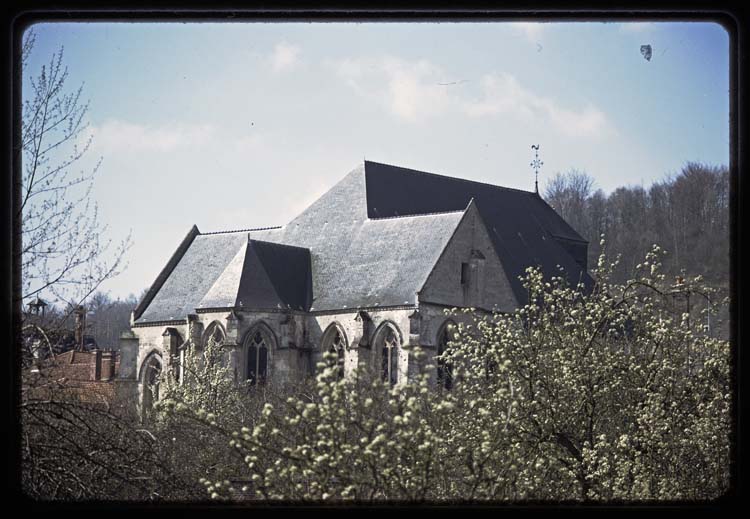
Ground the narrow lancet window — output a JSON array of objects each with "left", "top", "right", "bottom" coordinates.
[
  {"left": 246, "top": 330, "right": 269, "bottom": 386},
  {"left": 378, "top": 327, "right": 399, "bottom": 386},
  {"left": 437, "top": 321, "right": 455, "bottom": 390}
]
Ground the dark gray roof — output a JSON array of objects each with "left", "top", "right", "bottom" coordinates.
[
  {"left": 264, "top": 167, "right": 465, "bottom": 310},
  {"left": 363, "top": 160, "right": 593, "bottom": 304},
  {"left": 135, "top": 229, "right": 278, "bottom": 323},
  {"left": 135, "top": 166, "right": 464, "bottom": 321},
  {"left": 135, "top": 160, "right": 591, "bottom": 322},
  {"left": 197, "top": 239, "right": 312, "bottom": 311}
]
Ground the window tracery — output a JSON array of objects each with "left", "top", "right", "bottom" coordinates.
[
  {"left": 376, "top": 325, "right": 400, "bottom": 386},
  {"left": 246, "top": 329, "right": 269, "bottom": 386}
]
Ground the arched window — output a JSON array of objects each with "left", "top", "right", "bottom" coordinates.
[
  {"left": 437, "top": 321, "right": 457, "bottom": 390},
  {"left": 163, "top": 328, "right": 184, "bottom": 383},
  {"left": 245, "top": 327, "right": 271, "bottom": 386},
  {"left": 176, "top": 342, "right": 187, "bottom": 384},
  {"left": 202, "top": 321, "right": 226, "bottom": 348},
  {"left": 374, "top": 324, "right": 401, "bottom": 386},
  {"left": 140, "top": 352, "right": 163, "bottom": 417},
  {"left": 322, "top": 324, "right": 347, "bottom": 379},
  {"left": 202, "top": 321, "right": 232, "bottom": 371}
]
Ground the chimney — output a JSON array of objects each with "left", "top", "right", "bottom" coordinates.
[
  {"left": 74, "top": 305, "right": 86, "bottom": 351},
  {"left": 91, "top": 349, "right": 102, "bottom": 381},
  {"left": 100, "top": 351, "right": 116, "bottom": 381}
]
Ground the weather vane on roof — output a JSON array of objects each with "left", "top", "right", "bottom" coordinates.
[{"left": 530, "top": 144, "right": 543, "bottom": 194}]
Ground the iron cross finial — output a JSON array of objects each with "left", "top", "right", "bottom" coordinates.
[{"left": 530, "top": 144, "right": 543, "bottom": 194}]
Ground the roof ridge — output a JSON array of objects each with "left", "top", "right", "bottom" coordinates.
[
  {"left": 364, "top": 160, "right": 536, "bottom": 196},
  {"left": 367, "top": 209, "right": 465, "bottom": 221},
  {"left": 201, "top": 226, "right": 282, "bottom": 235}
]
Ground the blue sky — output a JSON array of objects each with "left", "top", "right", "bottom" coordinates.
[{"left": 23, "top": 21, "right": 730, "bottom": 301}]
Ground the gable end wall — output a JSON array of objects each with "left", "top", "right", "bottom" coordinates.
[{"left": 419, "top": 206, "right": 517, "bottom": 313}]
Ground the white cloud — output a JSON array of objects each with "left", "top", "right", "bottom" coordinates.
[
  {"left": 270, "top": 42, "right": 300, "bottom": 73},
  {"left": 330, "top": 56, "right": 453, "bottom": 122},
  {"left": 230, "top": 132, "right": 265, "bottom": 154},
  {"left": 510, "top": 22, "right": 545, "bottom": 42},
  {"left": 332, "top": 55, "right": 613, "bottom": 138},
  {"left": 464, "top": 73, "right": 612, "bottom": 138},
  {"left": 381, "top": 57, "right": 453, "bottom": 121},
  {"left": 86, "top": 120, "right": 216, "bottom": 153}
]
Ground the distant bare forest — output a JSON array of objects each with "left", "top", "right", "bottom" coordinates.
[
  {"left": 544, "top": 162, "right": 730, "bottom": 339},
  {"left": 544, "top": 162, "right": 730, "bottom": 288}
]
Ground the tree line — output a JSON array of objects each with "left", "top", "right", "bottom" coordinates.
[
  {"left": 543, "top": 163, "right": 730, "bottom": 288},
  {"left": 543, "top": 164, "right": 730, "bottom": 339}
]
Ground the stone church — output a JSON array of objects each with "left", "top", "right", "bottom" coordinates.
[{"left": 119, "top": 160, "right": 591, "bottom": 411}]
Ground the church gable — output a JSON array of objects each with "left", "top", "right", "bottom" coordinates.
[
  {"left": 419, "top": 200, "right": 517, "bottom": 313},
  {"left": 197, "top": 239, "right": 312, "bottom": 312}
]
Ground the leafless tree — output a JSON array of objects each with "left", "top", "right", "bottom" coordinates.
[
  {"left": 19, "top": 28, "right": 131, "bottom": 313},
  {"left": 17, "top": 31, "right": 164, "bottom": 501},
  {"left": 543, "top": 162, "right": 730, "bottom": 338},
  {"left": 543, "top": 169, "right": 595, "bottom": 236}
]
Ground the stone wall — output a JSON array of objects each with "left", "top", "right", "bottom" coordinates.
[
  {"left": 419, "top": 202, "right": 517, "bottom": 313},
  {"left": 307, "top": 308, "right": 413, "bottom": 383},
  {"left": 130, "top": 298, "right": 506, "bottom": 410}
]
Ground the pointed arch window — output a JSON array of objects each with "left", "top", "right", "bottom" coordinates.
[
  {"left": 437, "top": 321, "right": 456, "bottom": 390},
  {"left": 246, "top": 329, "right": 269, "bottom": 386},
  {"left": 176, "top": 343, "right": 187, "bottom": 384},
  {"left": 202, "top": 321, "right": 233, "bottom": 372},
  {"left": 322, "top": 325, "right": 346, "bottom": 380},
  {"left": 375, "top": 325, "right": 400, "bottom": 386},
  {"left": 145, "top": 356, "right": 162, "bottom": 401},
  {"left": 203, "top": 322, "right": 226, "bottom": 348},
  {"left": 140, "top": 352, "right": 163, "bottom": 418}
]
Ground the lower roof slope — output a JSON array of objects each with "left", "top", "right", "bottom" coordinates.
[{"left": 135, "top": 228, "right": 278, "bottom": 323}]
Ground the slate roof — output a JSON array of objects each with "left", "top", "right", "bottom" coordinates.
[
  {"left": 198, "top": 240, "right": 313, "bottom": 312},
  {"left": 135, "top": 229, "right": 280, "bottom": 323},
  {"left": 363, "top": 160, "right": 593, "bottom": 305},
  {"left": 134, "top": 161, "right": 590, "bottom": 323}
]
